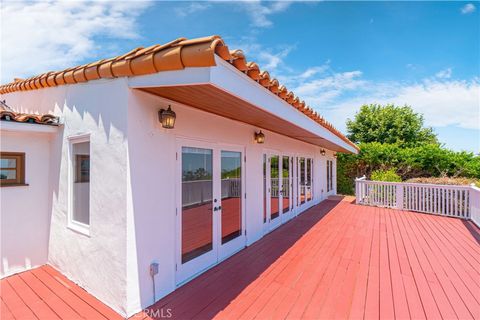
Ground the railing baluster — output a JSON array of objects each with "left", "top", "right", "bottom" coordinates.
[{"left": 443, "top": 189, "right": 446, "bottom": 215}]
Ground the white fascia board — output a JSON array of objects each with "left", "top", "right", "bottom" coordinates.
[
  {"left": 0, "top": 121, "right": 59, "bottom": 134},
  {"left": 128, "top": 67, "right": 211, "bottom": 88},
  {"left": 210, "top": 56, "right": 356, "bottom": 153}
]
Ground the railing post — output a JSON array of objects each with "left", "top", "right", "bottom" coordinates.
[
  {"left": 355, "top": 176, "right": 366, "bottom": 204},
  {"left": 355, "top": 179, "right": 359, "bottom": 204},
  {"left": 396, "top": 183, "right": 404, "bottom": 210},
  {"left": 470, "top": 184, "right": 480, "bottom": 227}
]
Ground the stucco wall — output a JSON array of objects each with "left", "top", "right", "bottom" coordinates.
[
  {"left": 1, "top": 75, "right": 339, "bottom": 317},
  {"left": 125, "top": 89, "right": 337, "bottom": 315},
  {"left": 0, "top": 79, "right": 130, "bottom": 316},
  {"left": 0, "top": 130, "right": 53, "bottom": 277}
]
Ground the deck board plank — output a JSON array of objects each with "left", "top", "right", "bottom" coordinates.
[
  {"left": 384, "top": 210, "right": 412, "bottom": 320},
  {"left": 1, "top": 280, "right": 38, "bottom": 320},
  {"left": 6, "top": 273, "right": 61, "bottom": 320},
  {"left": 418, "top": 213, "right": 480, "bottom": 300},
  {"left": 1, "top": 299, "right": 16, "bottom": 320},
  {"left": 41, "top": 265, "right": 123, "bottom": 320},
  {"left": 400, "top": 210, "right": 458, "bottom": 319},
  {"left": 405, "top": 210, "right": 474, "bottom": 319}
]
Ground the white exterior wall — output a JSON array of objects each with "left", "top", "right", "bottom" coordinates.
[
  {"left": 0, "top": 129, "right": 53, "bottom": 277},
  {"left": 1, "top": 67, "right": 343, "bottom": 317},
  {"left": 0, "top": 79, "right": 130, "bottom": 316},
  {"left": 125, "top": 89, "right": 337, "bottom": 315}
]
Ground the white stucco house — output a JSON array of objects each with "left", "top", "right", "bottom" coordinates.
[{"left": 0, "top": 35, "right": 358, "bottom": 317}]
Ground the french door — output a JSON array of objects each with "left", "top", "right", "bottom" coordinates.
[
  {"left": 281, "top": 155, "right": 295, "bottom": 222},
  {"left": 176, "top": 140, "right": 246, "bottom": 284},
  {"left": 263, "top": 152, "right": 294, "bottom": 233},
  {"left": 296, "top": 156, "right": 314, "bottom": 214}
]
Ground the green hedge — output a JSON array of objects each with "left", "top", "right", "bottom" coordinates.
[{"left": 337, "top": 142, "right": 480, "bottom": 195}]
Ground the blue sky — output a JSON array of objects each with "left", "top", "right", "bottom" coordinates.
[{"left": 2, "top": 1, "right": 479, "bottom": 152}]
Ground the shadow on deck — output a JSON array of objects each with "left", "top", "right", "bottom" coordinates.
[
  {"left": 135, "top": 199, "right": 342, "bottom": 320},
  {"left": 135, "top": 198, "right": 480, "bottom": 320}
]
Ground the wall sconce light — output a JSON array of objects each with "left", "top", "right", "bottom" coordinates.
[
  {"left": 320, "top": 149, "right": 326, "bottom": 156},
  {"left": 333, "top": 153, "right": 337, "bottom": 158},
  {"left": 254, "top": 130, "right": 265, "bottom": 144},
  {"left": 158, "top": 105, "right": 176, "bottom": 129}
]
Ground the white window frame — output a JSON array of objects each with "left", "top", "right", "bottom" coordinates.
[{"left": 67, "top": 133, "right": 91, "bottom": 236}]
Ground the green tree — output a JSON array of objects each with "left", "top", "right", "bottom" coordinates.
[
  {"left": 346, "top": 104, "right": 438, "bottom": 147},
  {"left": 371, "top": 168, "right": 402, "bottom": 182},
  {"left": 336, "top": 104, "right": 479, "bottom": 195}
]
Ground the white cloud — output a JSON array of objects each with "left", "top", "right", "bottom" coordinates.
[
  {"left": 293, "top": 71, "right": 365, "bottom": 100},
  {"left": 322, "top": 78, "right": 480, "bottom": 133},
  {"left": 175, "top": 2, "right": 210, "bottom": 17},
  {"left": 227, "top": 36, "right": 479, "bottom": 134},
  {"left": 257, "top": 46, "right": 293, "bottom": 70},
  {"left": 297, "top": 65, "right": 330, "bottom": 80},
  {"left": 228, "top": 39, "right": 296, "bottom": 75},
  {"left": 239, "top": 1, "right": 292, "bottom": 28},
  {"left": 0, "top": 1, "right": 151, "bottom": 84},
  {"left": 435, "top": 68, "right": 452, "bottom": 79},
  {"left": 461, "top": 3, "right": 476, "bottom": 14}
]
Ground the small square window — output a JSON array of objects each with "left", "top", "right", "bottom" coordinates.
[{"left": 0, "top": 152, "right": 25, "bottom": 186}]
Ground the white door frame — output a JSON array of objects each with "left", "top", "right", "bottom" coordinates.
[
  {"left": 217, "top": 143, "right": 247, "bottom": 263},
  {"left": 295, "top": 154, "right": 315, "bottom": 215},
  {"left": 280, "top": 153, "right": 295, "bottom": 223},
  {"left": 175, "top": 138, "right": 246, "bottom": 284},
  {"left": 262, "top": 150, "right": 282, "bottom": 234}
]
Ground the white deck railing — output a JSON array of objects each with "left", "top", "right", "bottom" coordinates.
[{"left": 355, "top": 177, "right": 480, "bottom": 226}]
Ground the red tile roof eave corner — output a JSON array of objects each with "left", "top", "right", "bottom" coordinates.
[
  {"left": 0, "top": 100, "right": 60, "bottom": 126},
  {"left": 0, "top": 35, "right": 358, "bottom": 151}
]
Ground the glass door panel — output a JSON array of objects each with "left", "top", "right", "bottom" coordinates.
[
  {"left": 306, "top": 158, "right": 312, "bottom": 201},
  {"left": 296, "top": 157, "right": 299, "bottom": 208},
  {"left": 220, "top": 151, "right": 242, "bottom": 244},
  {"left": 300, "top": 158, "right": 306, "bottom": 204},
  {"left": 282, "top": 156, "right": 290, "bottom": 214},
  {"left": 270, "top": 155, "right": 280, "bottom": 220},
  {"left": 181, "top": 147, "right": 213, "bottom": 264},
  {"left": 263, "top": 154, "right": 267, "bottom": 224}
]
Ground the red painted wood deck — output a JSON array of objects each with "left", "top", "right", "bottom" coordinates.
[
  {"left": 135, "top": 198, "right": 480, "bottom": 320},
  {"left": 2, "top": 199, "right": 479, "bottom": 319},
  {"left": 0, "top": 265, "right": 122, "bottom": 320}
]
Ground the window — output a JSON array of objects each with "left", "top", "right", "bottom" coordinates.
[
  {"left": 0, "top": 152, "right": 26, "bottom": 186},
  {"left": 69, "top": 135, "right": 90, "bottom": 234}
]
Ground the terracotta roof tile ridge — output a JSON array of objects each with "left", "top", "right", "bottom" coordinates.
[{"left": 0, "top": 35, "right": 357, "bottom": 150}]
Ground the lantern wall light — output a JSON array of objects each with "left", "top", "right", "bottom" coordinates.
[
  {"left": 158, "top": 105, "right": 176, "bottom": 129},
  {"left": 254, "top": 130, "right": 265, "bottom": 144},
  {"left": 320, "top": 149, "right": 326, "bottom": 156}
]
